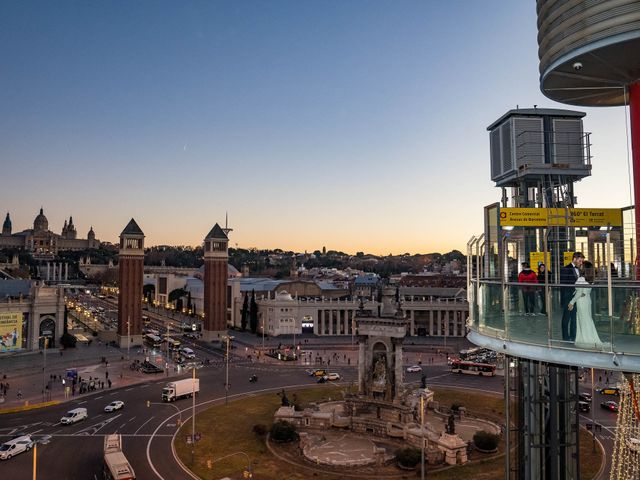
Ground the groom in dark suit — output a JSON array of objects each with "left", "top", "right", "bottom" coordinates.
[{"left": 560, "top": 252, "right": 585, "bottom": 341}]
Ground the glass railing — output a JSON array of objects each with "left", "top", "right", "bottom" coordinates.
[{"left": 472, "top": 279, "right": 640, "bottom": 356}]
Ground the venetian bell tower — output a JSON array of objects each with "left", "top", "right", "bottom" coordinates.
[
  {"left": 202, "top": 223, "right": 228, "bottom": 341},
  {"left": 117, "top": 218, "right": 145, "bottom": 347}
]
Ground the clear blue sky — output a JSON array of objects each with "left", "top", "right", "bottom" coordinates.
[{"left": 1, "top": 1, "right": 632, "bottom": 254}]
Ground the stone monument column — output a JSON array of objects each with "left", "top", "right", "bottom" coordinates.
[{"left": 202, "top": 223, "right": 228, "bottom": 341}]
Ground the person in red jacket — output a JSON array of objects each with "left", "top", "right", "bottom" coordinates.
[{"left": 518, "top": 262, "right": 538, "bottom": 316}]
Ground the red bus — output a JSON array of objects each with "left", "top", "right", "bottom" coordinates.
[{"left": 450, "top": 360, "right": 496, "bottom": 377}]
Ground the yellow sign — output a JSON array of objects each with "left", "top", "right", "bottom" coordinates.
[
  {"left": 529, "top": 252, "right": 550, "bottom": 268},
  {"left": 563, "top": 252, "right": 575, "bottom": 266},
  {"left": 500, "top": 208, "right": 622, "bottom": 227},
  {"left": 0, "top": 312, "right": 22, "bottom": 352}
]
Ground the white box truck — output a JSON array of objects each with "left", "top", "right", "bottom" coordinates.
[{"left": 162, "top": 378, "right": 200, "bottom": 402}]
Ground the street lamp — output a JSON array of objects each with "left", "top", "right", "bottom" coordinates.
[
  {"left": 40, "top": 336, "right": 49, "bottom": 403},
  {"left": 261, "top": 317, "right": 265, "bottom": 363},
  {"left": 420, "top": 393, "right": 426, "bottom": 480},
  {"left": 146, "top": 400, "right": 183, "bottom": 426}
]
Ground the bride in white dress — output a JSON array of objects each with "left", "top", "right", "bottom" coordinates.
[{"left": 568, "top": 275, "right": 606, "bottom": 349}]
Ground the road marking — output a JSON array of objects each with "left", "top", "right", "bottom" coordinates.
[
  {"left": 140, "top": 384, "right": 150, "bottom": 388},
  {"left": 74, "top": 414, "right": 122, "bottom": 436},
  {"left": 28, "top": 429, "right": 43, "bottom": 435},
  {"left": 134, "top": 416, "right": 155, "bottom": 435},
  {"left": 95, "top": 396, "right": 103, "bottom": 400},
  {"left": 125, "top": 388, "right": 134, "bottom": 391},
  {"left": 118, "top": 423, "right": 127, "bottom": 430},
  {"left": 127, "top": 416, "right": 136, "bottom": 423},
  {"left": 77, "top": 401, "right": 87, "bottom": 405}
]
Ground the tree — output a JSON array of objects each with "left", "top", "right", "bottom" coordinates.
[
  {"left": 270, "top": 421, "right": 297, "bottom": 443},
  {"left": 240, "top": 292, "right": 249, "bottom": 332},
  {"left": 249, "top": 290, "right": 258, "bottom": 334},
  {"left": 395, "top": 447, "right": 421, "bottom": 469}
]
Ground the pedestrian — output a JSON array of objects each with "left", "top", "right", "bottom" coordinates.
[
  {"left": 17, "top": 390, "right": 22, "bottom": 399},
  {"left": 518, "top": 262, "right": 538, "bottom": 316},
  {"left": 108, "top": 379, "right": 112, "bottom": 388},
  {"left": 536, "top": 263, "right": 552, "bottom": 315}
]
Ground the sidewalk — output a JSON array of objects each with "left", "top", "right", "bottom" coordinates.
[{"left": 0, "top": 341, "right": 181, "bottom": 410}]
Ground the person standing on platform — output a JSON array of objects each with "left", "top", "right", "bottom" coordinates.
[
  {"left": 518, "top": 262, "right": 538, "bottom": 316},
  {"left": 560, "top": 252, "right": 584, "bottom": 341},
  {"left": 537, "top": 263, "right": 552, "bottom": 315}
]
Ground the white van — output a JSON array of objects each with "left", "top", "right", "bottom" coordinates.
[
  {"left": 0, "top": 435, "right": 34, "bottom": 460},
  {"left": 180, "top": 347, "right": 195, "bottom": 359},
  {"left": 61, "top": 407, "right": 88, "bottom": 425}
]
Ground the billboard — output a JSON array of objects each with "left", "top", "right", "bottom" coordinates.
[
  {"left": 0, "top": 312, "right": 23, "bottom": 352},
  {"left": 500, "top": 208, "right": 622, "bottom": 227}
]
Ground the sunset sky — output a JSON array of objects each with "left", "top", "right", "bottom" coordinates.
[{"left": 1, "top": 2, "right": 633, "bottom": 255}]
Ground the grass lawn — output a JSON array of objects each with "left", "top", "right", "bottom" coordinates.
[{"left": 174, "top": 385, "right": 603, "bottom": 480}]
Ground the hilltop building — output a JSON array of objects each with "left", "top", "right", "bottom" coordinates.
[{"left": 0, "top": 209, "right": 99, "bottom": 257}]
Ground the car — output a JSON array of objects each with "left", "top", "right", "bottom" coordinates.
[
  {"left": 599, "top": 387, "right": 620, "bottom": 396},
  {"left": 578, "top": 401, "right": 591, "bottom": 413},
  {"left": 104, "top": 400, "right": 124, "bottom": 412},
  {"left": 406, "top": 365, "right": 422, "bottom": 373},
  {"left": 0, "top": 435, "right": 33, "bottom": 460},
  {"left": 308, "top": 369, "right": 327, "bottom": 377},
  {"left": 317, "top": 376, "right": 327, "bottom": 383},
  {"left": 601, "top": 400, "right": 619, "bottom": 412},
  {"left": 578, "top": 393, "right": 592, "bottom": 402},
  {"left": 326, "top": 373, "right": 341, "bottom": 381},
  {"left": 61, "top": 407, "right": 88, "bottom": 425}
]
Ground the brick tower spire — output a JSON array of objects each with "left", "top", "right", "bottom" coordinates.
[
  {"left": 202, "top": 223, "right": 228, "bottom": 341},
  {"left": 117, "top": 218, "right": 145, "bottom": 348}
]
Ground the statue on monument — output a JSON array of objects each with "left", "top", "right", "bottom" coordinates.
[{"left": 372, "top": 354, "right": 388, "bottom": 393}]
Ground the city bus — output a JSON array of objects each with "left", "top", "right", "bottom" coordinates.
[
  {"left": 165, "top": 337, "right": 181, "bottom": 350},
  {"left": 144, "top": 334, "right": 162, "bottom": 349},
  {"left": 450, "top": 359, "right": 496, "bottom": 376},
  {"left": 142, "top": 315, "right": 150, "bottom": 326},
  {"left": 104, "top": 434, "right": 135, "bottom": 480}
]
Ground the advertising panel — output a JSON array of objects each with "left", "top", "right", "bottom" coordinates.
[
  {"left": 0, "top": 312, "right": 23, "bottom": 352},
  {"left": 529, "top": 252, "right": 551, "bottom": 269},
  {"left": 500, "top": 208, "right": 622, "bottom": 227}
]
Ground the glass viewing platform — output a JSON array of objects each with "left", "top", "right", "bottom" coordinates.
[{"left": 468, "top": 279, "right": 640, "bottom": 372}]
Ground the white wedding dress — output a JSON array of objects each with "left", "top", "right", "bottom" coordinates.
[{"left": 569, "top": 277, "right": 607, "bottom": 349}]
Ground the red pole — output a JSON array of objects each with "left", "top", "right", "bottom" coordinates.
[{"left": 631, "top": 82, "right": 640, "bottom": 277}]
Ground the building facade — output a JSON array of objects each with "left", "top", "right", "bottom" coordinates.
[
  {"left": 0, "top": 280, "right": 65, "bottom": 352},
  {"left": 0, "top": 209, "right": 99, "bottom": 256}
]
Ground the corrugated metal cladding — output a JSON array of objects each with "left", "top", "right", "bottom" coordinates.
[
  {"left": 537, "top": 0, "right": 640, "bottom": 74},
  {"left": 552, "top": 118, "right": 584, "bottom": 166},
  {"left": 501, "top": 122, "right": 512, "bottom": 173},
  {"left": 514, "top": 117, "right": 544, "bottom": 167},
  {"left": 490, "top": 128, "right": 501, "bottom": 179}
]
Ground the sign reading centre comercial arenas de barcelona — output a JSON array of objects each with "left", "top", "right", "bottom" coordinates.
[
  {"left": 499, "top": 208, "right": 622, "bottom": 227},
  {"left": 0, "top": 312, "right": 23, "bottom": 352}
]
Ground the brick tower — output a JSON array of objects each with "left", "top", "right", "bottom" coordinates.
[
  {"left": 117, "top": 218, "right": 145, "bottom": 348},
  {"left": 202, "top": 223, "right": 228, "bottom": 341}
]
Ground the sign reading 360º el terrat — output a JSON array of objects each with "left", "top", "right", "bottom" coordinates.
[{"left": 499, "top": 208, "right": 622, "bottom": 227}]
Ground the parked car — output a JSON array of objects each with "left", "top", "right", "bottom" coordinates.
[
  {"left": 104, "top": 401, "right": 125, "bottom": 413},
  {"left": 325, "top": 373, "right": 341, "bottom": 381},
  {"left": 406, "top": 365, "right": 422, "bottom": 373},
  {"left": 600, "top": 401, "right": 619, "bottom": 412},
  {"left": 0, "top": 436, "right": 33, "bottom": 460},
  {"left": 61, "top": 407, "right": 88, "bottom": 425}
]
